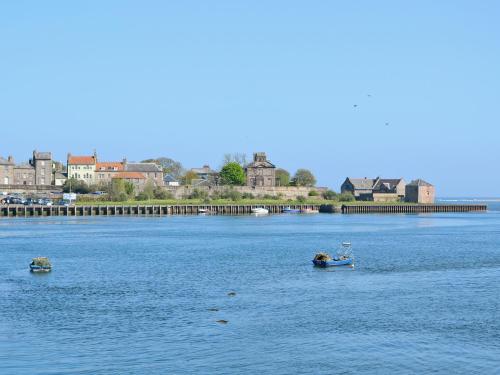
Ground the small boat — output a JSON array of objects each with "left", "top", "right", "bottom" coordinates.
[
  {"left": 198, "top": 208, "right": 209, "bottom": 214},
  {"left": 312, "top": 242, "right": 353, "bottom": 267},
  {"left": 251, "top": 207, "right": 269, "bottom": 215},
  {"left": 30, "top": 257, "right": 52, "bottom": 273},
  {"left": 282, "top": 206, "right": 300, "bottom": 213}
]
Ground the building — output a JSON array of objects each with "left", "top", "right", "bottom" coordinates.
[
  {"left": 67, "top": 152, "right": 97, "bottom": 185},
  {"left": 95, "top": 161, "right": 125, "bottom": 185},
  {"left": 31, "top": 150, "right": 52, "bottom": 185},
  {"left": 405, "top": 179, "right": 435, "bottom": 203},
  {"left": 111, "top": 172, "right": 146, "bottom": 190},
  {"left": 190, "top": 165, "right": 218, "bottom": 186},
  {"left": 245, "top": 152, "right": 276, "bottom": 187},
  {"left": 0, "top": 156, "right": 15, "bottom": 185},
  {"left": 125, "top": 162, "right": 164, "bottom": 186},
  {"left": 341, "top": 177, "right": 406, "bottom": 201},
  {"left": 13, "top": 163, "right": 36, "bottom": 185},
  {"left": 164, "top": 174, "right": 180, "bottom": 186},
  {"left": 54, "top": 172, "right": 67, "bottom": 186},
  {"left": 341, "top": 177, "right": 376, "bottom": 200}
]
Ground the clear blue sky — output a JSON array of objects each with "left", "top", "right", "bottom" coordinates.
[{"left": 1, "top": 1, "right": 499, "bottom": 196}]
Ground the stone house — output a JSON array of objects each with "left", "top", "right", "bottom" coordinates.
[
  {"left": 190, "top": 165, "right": 218, "bottom": 186},
  {"left": 67, "top": 152, "right": 97, "bottom": 185},
  {"left": 111, "top": 172, "right": 147, "bottom": 190},
  {"left": 54, "top": 172, "right": 67, "bottom": 186},
  {"left": 341, "top": 177, "right": 406, "bottom": 201},
  {"left": 125, "top": 162, "right": 164, "bottom": 186},
  {"left": 95, "top": 161, "right": 125, "bottom": 186},
  {"left": 0, "top": 156, "right": 15, "bottom": 185},
  {"left": 31, "top": 150, "right": 52, "bottom": 185},
  {"left": 245, "top": 152, "right": 276, "bottom": 187},
  {"left": 13, "top": 163, "right": 36, "bottom": 185},
  {"left": 405, "top": 179, "right": 435, "bottom": 203}
]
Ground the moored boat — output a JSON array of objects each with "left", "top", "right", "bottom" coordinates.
[
  {"left": 198, "top": 208, "right": 209, "bottom": 214},
  {"left": 30, "top": 257, "right": 52, "bottom": 273},
  {"left": 301, "top": 208, "right": 319, "bottom": 214},
  {"left": 251, "top": 207, "right": 269, "bottom": 215},
  {"left": 282, "top": 206, "right": 300, "bottom": 213}
]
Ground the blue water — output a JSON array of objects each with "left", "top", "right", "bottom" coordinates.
[{"left": 1, "top": 201, "right": 500, "bottom": 374}]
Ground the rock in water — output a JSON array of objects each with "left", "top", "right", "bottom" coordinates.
[
  {"left": 216, "top": 320, "right": 228, "bottom": 324},
  {"left": 227, "top": 292, "right": 236, "bottom": 297}
]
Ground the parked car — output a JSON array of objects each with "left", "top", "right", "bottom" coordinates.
[
  {"left": 57, "top": 200, "right": 70, "bottom": 207},
  {"left": 42, "top": 199, "right": 53, "bottom": 206}
]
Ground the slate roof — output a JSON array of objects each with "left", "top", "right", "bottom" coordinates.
[
  {"left": 246, "top": 152, "right": 276, "bottom": 169},
  {"left": 373, "top": 178, "right": 404, "bottom": 192},
  {"left": 191, "top": 165, "right": 217, "bottom": 175},
  {"left": 408, "top": 179, "right": 433, "bottom": 187},
  {"left": 346, "top": 178, "right": 376, "bottom": 190},
  {"left": 14, "top": 163, "right": 34, "bottom": 170},
  {"left": 125, "top": 163, "right": 162, "bottom": 173},
  {"left": 54, "top": 172, "right": 67, "bottom": 179}
]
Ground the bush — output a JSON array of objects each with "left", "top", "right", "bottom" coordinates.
[
  {"left": 189, "top": 189, "right": 209, "bottom": 200},
  {"left": 323, "top": 190, "right": 338, "bottom": 200},
  {"left": 241, "top": 192, "right": 255, "bottom": 199},
  {"left": 224, "top": 189, "right": 242, "bottom": 201},
  {"left": 308, "top": 190, "right": 319, "bottom": 197},
  {"left": 153, "top": 188, "right": 172, "bottom": 200},
  {"left": 296, "top": 195, "right": 307, "bottom": 203},
  {"left": 116, "top": 192, "right": 129, "bottom": 202},
  {"left": 136, "top": 192, "right": 150, "bottom": 201},
  {"left": 338, "top": 192, "right": 355, "bottom": 202}
]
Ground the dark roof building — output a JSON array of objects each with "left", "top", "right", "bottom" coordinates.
[{"left": 245, "top": 152, "right": 276, "bottom": 187}]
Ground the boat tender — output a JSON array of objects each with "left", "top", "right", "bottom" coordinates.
[
  {"left": 312, "top": 242, "right": 353, "bottom": 267},
  {"left": 251, "top": 207, "right": 269, "bottom": 215},
  {"left": 282, "top": 206, "right": 300, "bottom": 213}
]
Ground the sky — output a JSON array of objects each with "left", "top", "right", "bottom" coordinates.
[{"left": 1, "top": 1, "right": 499, "bottom": 196}]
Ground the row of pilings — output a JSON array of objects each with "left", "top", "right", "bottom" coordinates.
[
  {"left": 0, "top": 204, "right": 320, "bottom": 218},
  {"left": 341, "top": 204, "right": 487, "bottom": 214}
]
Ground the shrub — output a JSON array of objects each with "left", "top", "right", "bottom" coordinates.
[
  {"left": 153, "top": 188, "right": 172, "bottom": 200},
  {"left": 116, "top": 192, "right": 129, "bottom": 202},
  {"left": 296, "top": 195, "right": 307, "bottom": 203},
  {"left": 338, "top": 192, "right": 355, "bottom": 202},
  {"left": 323, "top": 190, "right": 338, "bottom": 200},
  {"left": 241, "top": 192, "right": 255, "bottom": 199},
  {"left": 189, "top": 189, "right": 209, "bottom": 200},
  {"left": 308, "top": 190, "right": 319, "bottom": 197},
  {"left": 225, "top": 189, "right": 242, "bottom": 201},
  {"left": 136, "top": 192, "right": 150, "bottom": 201}
]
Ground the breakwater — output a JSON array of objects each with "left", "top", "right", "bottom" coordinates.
[
  {"left": 0, "top": 204, "right": 487, "bottom": 218},
  {"left": 0, "top": 204, "right": 320, "bottom": 217},
  {"left": 341, "top": 204, "right": 487, "bottom": 214}
]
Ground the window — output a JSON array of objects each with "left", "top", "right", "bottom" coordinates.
[{"left": 40, "top": 161, "right": 45, "bottom": 167}]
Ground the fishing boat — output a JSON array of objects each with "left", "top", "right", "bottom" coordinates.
[
  {"left": 30, "top": 257, "right": 52, "bottom": 273},
  {"left": 282, "top": 206, "right": 300, "bottom": 213},
  {"left": 251, "top": 207, "right": 269, "bottom": 215},
  {"left": 312, "top": 242, "right": 353, "bottom": 267}
]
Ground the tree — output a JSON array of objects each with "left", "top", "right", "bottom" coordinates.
[
  {"left": 323, "top": 190, "right": 338, "bottom": 200},
  {"left": 124, "top": 181, "right": 135, "bottom": 196},
  {"left": 62, "top": 178, "right": 91, "bottom": 194},
  {"left": 219, "top": 162, "right": 246, "bottom": 186},
  {"left": 181, "top": 171, "right": 198, "bottom": 185},
  {"left": 142, "top": 157, "right": 185, "bottom": 179},
  {"left": 222, "top": 153, "right": 247, "bottom": 167},
  {"left": 293, "top": 169, "right": 316, "bottom": 187},
  {"left": 109, "top": 179, "right": 129, "bottom": 201},
  {"left": 275, "top": 168, "right": 290, "bottom": 186}
]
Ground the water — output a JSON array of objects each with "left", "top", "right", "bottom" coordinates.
[{"left": 1, "top": 201, "right": 500, "bottom": 374}]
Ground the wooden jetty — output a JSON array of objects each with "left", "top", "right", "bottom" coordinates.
[
  {"left": 0, "top": 204, "right": 319, "bottom": 218},
  {"left": 341, "top": 204, "right": 487, "bottom": 214},
  {"left": 0, "top": 203, "right": 488, "bottom": 218}
]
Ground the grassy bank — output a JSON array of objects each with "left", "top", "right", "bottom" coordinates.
[{"left": 74, "top": 199, "right": 418, "bottom": 206}]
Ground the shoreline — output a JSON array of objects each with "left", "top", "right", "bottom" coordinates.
[{"left": 0, "top": 203, "right": 488, "bottom": 218}]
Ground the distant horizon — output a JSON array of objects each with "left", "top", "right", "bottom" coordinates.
[{"left": 1, "top": 1, "right": 499, "bottom": 196}]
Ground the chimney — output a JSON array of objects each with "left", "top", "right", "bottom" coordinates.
[{"left": 7, "top": 155, "right": 14, "bottom": 163}]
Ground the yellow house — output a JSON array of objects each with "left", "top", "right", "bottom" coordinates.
[{"left": 67, "top": 153, "right": 97, "bottom": 185}]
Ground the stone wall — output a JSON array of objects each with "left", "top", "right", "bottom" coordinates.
[
  {"left": 372, "top": 193, "right": 400, "bottom": 202},
  {"left": 164, "top": 185, "right": 327, "bottom": 200}
]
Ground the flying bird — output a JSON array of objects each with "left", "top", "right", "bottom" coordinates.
[{"left": 353, "top": 104, "right": 358, "bottom": 108}]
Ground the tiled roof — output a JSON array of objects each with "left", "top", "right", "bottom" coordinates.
[
  {"left": 68, "top": 156, "right": 96, "bottom": 165},
  {"left": 112, "top": 172, "right": 146, "bottom": 179},
  {"left": 125, "top": 163, "right": 162, "bottom": 173},
  {"left": 96, "top": 162, "right": 124, "bottom": 171}
]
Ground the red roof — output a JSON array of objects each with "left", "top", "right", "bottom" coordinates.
[
  {"left": 68, "top": 156, "right": 96, "bottom": 165},
  {"left": 96, "top": 162, "right": 124, "bottom": 171},
  {"left": 112, "top": 172, "right": 145, "bottom": 179}
]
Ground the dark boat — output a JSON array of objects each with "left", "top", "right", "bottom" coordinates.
[
  {"left": 312, "top": 242, "right": 354, "bottom": 267},
  {"left": 30, "top": 257, "right": 52, "bottom": 273}
]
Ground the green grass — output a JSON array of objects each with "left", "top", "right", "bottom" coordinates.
[{"left": 74, "top": 199, "right": 417, "bottom": 206}]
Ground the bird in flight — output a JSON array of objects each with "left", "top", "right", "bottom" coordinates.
[
  {"left": 353, "top": 104, "right": 358, "bottom": 108},
  {"left": 385, "top": 122, "right": 389, "bottom": 126}
]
